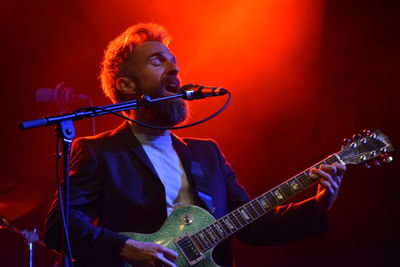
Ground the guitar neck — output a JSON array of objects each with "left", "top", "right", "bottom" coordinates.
[{"left": 190, "top": 153, "right": 342, "bottom": 252}]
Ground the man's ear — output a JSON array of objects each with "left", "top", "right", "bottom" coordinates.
[{"left": 115, "top": 77, "right": 136, "bottom": 95}]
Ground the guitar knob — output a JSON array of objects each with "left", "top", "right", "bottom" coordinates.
[{"left": 182, "top": 213, "right": 194, "bottom": 225}]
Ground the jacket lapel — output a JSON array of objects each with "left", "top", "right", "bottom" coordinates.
[
  {"left": 171, "top": 133, "right": 195, "bottom": 186},
  {"left": 115, "top": 122, "right": 159, "bottom": 178},
  {"left": 172, "top": 134, "right": 215, "bottom": 213},
  {"left": 115, "top": 123, "right": 214, "bottom": 213}
]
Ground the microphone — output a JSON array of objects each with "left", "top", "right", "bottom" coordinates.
[
  {"left": 36, "top": 82, "right": 89, "bottom": 106},
  {"left": 180, "top": 84, "right": 228, "bottom": 100}
]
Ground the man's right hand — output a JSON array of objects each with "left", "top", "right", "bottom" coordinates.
[{"left": 120, "top": 239, "right": 178, "bottom": 267}]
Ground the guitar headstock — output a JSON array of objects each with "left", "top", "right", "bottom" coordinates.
[{"left": 338, "top": 129, "right": 395, "bottom": 166}]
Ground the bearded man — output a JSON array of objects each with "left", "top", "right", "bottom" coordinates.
[{"left": 45, "top": 23, "right": 345, "bottom": 267}]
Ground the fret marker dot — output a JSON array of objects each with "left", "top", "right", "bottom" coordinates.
[
  {"left": 290, "top": 182, "right": 300, "bottom": 191},
  {"left": 240, "top": 209, "right": 250, "bottom": 220},
  {"left": 274, "top": 190, "right": 284, "bottom": 200},
  {"left": 224, "top": 219, "right": 234, "bottom": 229},
  {"left": 259, "top": 199, "right": 269, "bottom": 208}
]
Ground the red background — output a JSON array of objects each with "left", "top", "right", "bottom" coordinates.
[{"left": 1, "top": 0, "right": 399, "bottom": 266}]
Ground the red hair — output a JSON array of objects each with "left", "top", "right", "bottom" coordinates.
[{"left": 100, "top": 23, "right": 171, "bottom": 103}]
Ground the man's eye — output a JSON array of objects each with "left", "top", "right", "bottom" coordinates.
[{"left": 150, "top": 58, "right": 162, "bottom": 66}]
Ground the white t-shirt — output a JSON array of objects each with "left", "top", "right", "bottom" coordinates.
[{"left": 133, "top": 131, "right": 194, "bottom": 216}]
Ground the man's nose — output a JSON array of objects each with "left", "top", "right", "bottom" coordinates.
[{"left": 166, "top": 61, "right": 179, "bottom": 75}]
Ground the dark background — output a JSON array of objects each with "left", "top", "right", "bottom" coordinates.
[{"left": 1, "top": 0, "right": 399, "bottom": 266}]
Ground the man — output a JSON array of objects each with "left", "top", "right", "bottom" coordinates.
[{"left": 45, "top": 23, "right": 345, "bottom": 267}]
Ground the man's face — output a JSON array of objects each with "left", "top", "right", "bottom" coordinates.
[
  {"left": 127, "top": 41, "right": 181, "bottom": 98},
  {"left": 125, "top": 41, "right": 187, "bottom": 127}
]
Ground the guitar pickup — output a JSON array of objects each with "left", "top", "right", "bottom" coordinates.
[{"left": 175, "top": 233, "right": 205, "bottom": 266}]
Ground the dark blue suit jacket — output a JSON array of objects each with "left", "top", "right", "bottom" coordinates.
[{"left": 45, "top": 122, "right": 328, "bottom": 266}]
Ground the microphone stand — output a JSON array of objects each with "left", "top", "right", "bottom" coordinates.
[
  {"left": 1, "top": 216, "right": 56, "bottom": 267},
  {"left": 19, "top": 93, "right": 187, "bottom": 267}
]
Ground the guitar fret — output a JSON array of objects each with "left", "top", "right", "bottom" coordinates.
[
  {"left": 228, "top": 212, "right": 242, "bottom": 228},
  {"left": 204, "top": 229, "right": 215, "bottom": 245},
  {"left": 209, "top": 224, "right": 222, "bottom": 241},
  {"left": 257, "top": 195, "right": 272, "bottom": 211},
  {"left": 223, "top": 216, "right": 235, "bottom": 231},
  {"left": 265, "top": 192, "right": 279, "bottom": 206},
  {"left": 193, "top": 235, "right": 206, "bottom": 250},
  {"left": 288, "top": 177, "right": 303, "bottom": 192},
  {"left": 208, "top": 224, "right": 218, "bottom": 240},
  {"left": 242, "top": 204, "right": 256, "bottom": 219},
  {"left": 252, "top": 198, "right": 265, "bottom": 215},
  {"left": 219, "top": 219, "right": 232, "bottom": 235},
  {"left": 214, "top": 221, "right": 227, "bottom": 238},
  {"left": 197, "top": 231, "right": 209, "bottom": 248},
  {"left": 326, "top": 159, "right": 335, "bottom": 164},
  {"left": 326, "top": 155, "right": 338, "bottom": 164},
  {"left": 272, "top": 188, "right": 285, "bottom": 202},
  {"left": 323, "top": 156, "right": 336, "bottom": 165},
  {"left": 298, "top": 173, "right": 314, "bottom": 187},
  {"left": 279, "top": 182, "right": 294, "bottom": 198},
  {"left": 248, "top": 201, "right": 262, "bottom": 219},
  {"left": 239, "top": 207, "right": 252, "bottom": 221},
  {"left": 207, "top": 227, "right": 218, "bottom": 243},
  {"left": 191, "top": 234, "right": 205, "bottom": 251},
  {"left": 199, "top": 230, "right": 213, "bottom": 248},
  {"left": 232, "top": 210, "right": 246, "bottom": 226},
  {"left": 195, "top": 232, "right": 208, "bottom": 249},
  {"left": 256, "top": 198, "right": 266, "bottom": 212}
]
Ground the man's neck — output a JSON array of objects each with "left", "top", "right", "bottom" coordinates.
[
  {"left": 127, "top": 110, "right": 172, "bottom": 136},
  {"left": 129, "top": 122, "right": 170, "bottom": 136}
]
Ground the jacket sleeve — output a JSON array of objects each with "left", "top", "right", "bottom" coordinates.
[
  {"left": 210, "top": 141, "right": 329, "bottom": 245},
  {"left": 44, "top": 138, "right": 128, "bottom": 264}
]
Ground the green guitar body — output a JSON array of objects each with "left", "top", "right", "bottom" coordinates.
[{"left": 120, "top": 205, "right": 219, "bottom": 267}]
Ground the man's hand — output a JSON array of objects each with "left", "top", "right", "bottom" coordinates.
[
  {"left": 120, "top": 239, "right": 178, "bottom": 267},
  {"left": 310, "top": 162, "right": 346, "bottom": 214}
]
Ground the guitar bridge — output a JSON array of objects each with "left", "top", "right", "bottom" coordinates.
[{"left": 175, "top": 233, "right": 205, "bottom": 266}]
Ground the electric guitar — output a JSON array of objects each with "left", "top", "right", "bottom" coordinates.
[{"left": 121, "top": 130, "right": 394, "bottom": 267}]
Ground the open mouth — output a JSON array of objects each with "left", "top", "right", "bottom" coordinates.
[{"left": 165, "top": 78, "right": 181, "bottom": 93}]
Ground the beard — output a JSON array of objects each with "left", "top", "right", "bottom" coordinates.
[{"left": 140, "top": 98, "right": 188, "bottom": 127}]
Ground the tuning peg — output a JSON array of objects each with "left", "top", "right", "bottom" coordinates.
[
  {"left": 352, "top": 134, "right": 362, "bottom": 141},
  {"left": 343, "top": 138, "right": 352, "bottom": 145},
  {"left": 369, "top": 133, "right": 377, "bottom": 140},
  {"left": 362, "top": 129, "right": 372, "bottom": 136},
  {"left": 383, "top": 156, "right": 393, "bottom": 163}
]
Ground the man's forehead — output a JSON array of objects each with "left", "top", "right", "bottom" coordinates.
[{"left": 132, "top": 41, "right": 174, "bottom": 60}]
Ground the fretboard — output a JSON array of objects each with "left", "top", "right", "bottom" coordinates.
[{"left": 190, "top": 153, "right": 340, "bottom": 252}]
